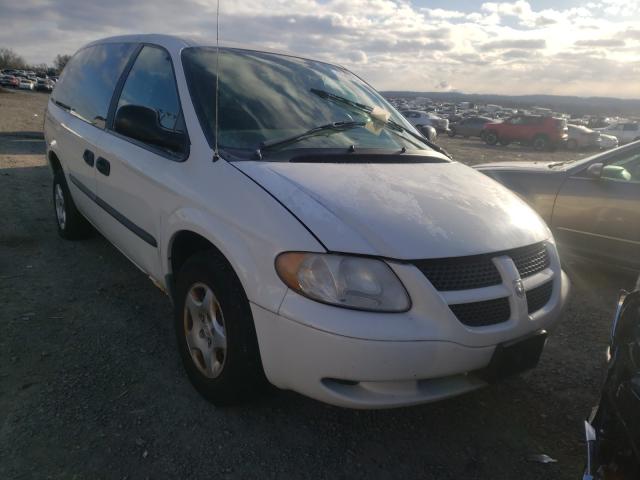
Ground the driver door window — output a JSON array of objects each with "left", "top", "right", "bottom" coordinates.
[{"left": 113, "top": 45, "right": 187, "bottom": 157}]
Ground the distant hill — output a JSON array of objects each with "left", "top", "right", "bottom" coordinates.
[{"left": 381, "top": 91, "right": 640, "bottom": 118}]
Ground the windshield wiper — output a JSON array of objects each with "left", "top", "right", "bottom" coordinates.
[
  {"left": 256, "top": 121, "right": 366, "bottom": 158},
  {"left": 547, "top": 160, "right": 572, "bottom": 168},
  {"left": 309, "top": 88, "right": 452, "bottom": 159}
]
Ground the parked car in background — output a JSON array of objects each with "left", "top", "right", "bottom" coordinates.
[
  {"left": 596, "top": 122, "right": 640, "bottom": 145},
  {"left": 35, "top": 78, "right": 54, "bottom": 92},
  {"left": 448, "top": 116, "right": 493, "bottom": 138},
  {"left": 0, "top": 74, "right": 20, "bottom": 88},
  {"left": 476, "top": 141, "right": 640, "bottom": 270},
  {"left": 45, "top": 34, "right": 569, "bottom": 409},
  {"left": 18, "top": 78, "right": 34, "bottom": 90},
  {"left": 400, "top": 110, "right": 450, "bottom": 133},
  {"left": 567, "top": 124, "right": 601, "bottom": 150},
  {"left": 599, "top": 133, "right": 619, "bottom": 150},
  {"left": 482, "top": 114, "right": 568, "bottom": 151},
  {"left": 583, "top": 274, "right": 640, "bottom": 479}
]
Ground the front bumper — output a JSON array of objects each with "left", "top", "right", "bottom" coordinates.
[{"left": 252, "top": 246, "right": 570, "bottom": 409}]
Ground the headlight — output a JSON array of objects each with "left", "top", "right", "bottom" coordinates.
[{"left": 275, "top": 252, "right": 410, "bottom": 312}]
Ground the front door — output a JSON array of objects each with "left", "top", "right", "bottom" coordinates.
[
  {"left": 92, "top": 44, "right": 189, "bottom": 279},
  {"left": 552, "top": 149, "right": 640, "bottom": 266}
]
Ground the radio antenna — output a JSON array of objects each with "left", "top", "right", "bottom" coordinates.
[{"left": 213, "top": 0, "right": 221, "bottom": 160}]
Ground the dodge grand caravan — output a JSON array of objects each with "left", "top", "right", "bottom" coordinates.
[{"left": 45, "top": 35, "right": 570, "bottom": 409}]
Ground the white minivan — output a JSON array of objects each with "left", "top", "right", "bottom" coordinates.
[{"left": 45, "top": 34, "right": 569, "bottom": 409}]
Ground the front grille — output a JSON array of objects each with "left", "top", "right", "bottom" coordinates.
[
  {"left": 413, "top": 242, "right": 549, "bottom": 291},
  {"left": 511, "top": 244, "right": 550, "bottom": 278},
  {"left": 526, "top": 281, "right": 553, "bottom": 314},
  {"left": 449, "top": 297, "right": 510, "bottom": 327}
]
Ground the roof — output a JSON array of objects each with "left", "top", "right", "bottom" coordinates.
[{"left": 80, "top": 34, "right": 323, "bottom": 64}]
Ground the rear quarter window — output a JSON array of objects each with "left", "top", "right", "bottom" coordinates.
[{"left": 53, "top": 42, "right": 136, "bottom": 127}]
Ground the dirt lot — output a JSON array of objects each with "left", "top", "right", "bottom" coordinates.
[{"left": 0, "top": 90, "right": 637, "bottom": 479}]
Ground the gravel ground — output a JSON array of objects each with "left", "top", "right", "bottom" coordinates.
[{"left": 0, "top": 90, "right": 637, "bottom": 479}]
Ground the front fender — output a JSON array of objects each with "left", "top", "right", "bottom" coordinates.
[{"left": 162, "top": 202, "right": 324, "bottom": 313}]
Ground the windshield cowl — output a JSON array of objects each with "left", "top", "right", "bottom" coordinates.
[{"left": 219, "top": 146, "right": 451, "bottom": 164}]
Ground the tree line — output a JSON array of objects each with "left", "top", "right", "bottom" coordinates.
[{"left": 0, "top": 47, "right": 71, "bottom": 74}]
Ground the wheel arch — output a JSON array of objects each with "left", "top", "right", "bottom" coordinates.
[
  {"left": 48, "top": 150, "right": 63, "bottom": 174},
  {"left": 162, "top": 209, "right": 291, "bottom": 313}
]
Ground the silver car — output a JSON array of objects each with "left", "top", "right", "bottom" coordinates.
[
  {"left": 476, "top": 141, "right": 640, "bottom": 270},
  {"left": 567, "top": 124, "right": 601, "bottom": 150},
  {"left": 400, "top": 110, "right": 449, "bottom": 133}
]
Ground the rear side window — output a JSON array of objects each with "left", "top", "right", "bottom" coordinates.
[
  {"left": 113, "top": 45, "right": 186, "bottom": 157},
  {"left": 53, "top": 43, "right": 136, "bottom": 127}
]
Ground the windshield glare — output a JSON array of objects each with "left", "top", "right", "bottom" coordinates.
[{"left": 181, "top": 47, "right": 427, "bottom": 155}]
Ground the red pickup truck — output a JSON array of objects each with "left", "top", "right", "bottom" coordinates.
[{"left": 482, "top": 114, "right": 568, "bottom": 151}]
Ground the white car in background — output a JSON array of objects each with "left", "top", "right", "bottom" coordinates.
[
  {"left": 44, "top": 34, "right": 569, "bottom": 409},
  {"left": 18, "top": 78, "right": 34, "bottom": 90},
  {"left": 400, "top": 110, "right": 450, "bottom": 133},
  {"left": 599, "top": 133, "right": 619, "bottom": 149},
  {"left": 596, "top": 123, "right": 640, "bottom": 145}
]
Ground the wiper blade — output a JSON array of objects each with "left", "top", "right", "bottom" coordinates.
[
  {"left": 309, "top": 88, "right": 452, "bottom": 159},
  {"left": 257, "top": 121, "right": 366, "bottom": 157},
  {"left": 548, "top": 160, "right": 571, "bottom": 168}
]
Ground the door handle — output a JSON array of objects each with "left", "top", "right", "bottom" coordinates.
[
  {"left": 83, "top": 149, "right": 94, "bottom": 167},
  {"left": 96, "top": 157, "right": 110, "bottom": 176}
]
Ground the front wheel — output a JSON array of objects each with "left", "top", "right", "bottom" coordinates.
[
  {"left": 484, "top": 131, "right": 498, "bottom": 145},
  {"left": 174, "top": 251, "right": 266, "bottom": 405},
  {"left": 447, "top": 128, "right": 456, "bottom": 137},
  {"left": 53, "top": 170, "right": 92, "bottom": 240}
]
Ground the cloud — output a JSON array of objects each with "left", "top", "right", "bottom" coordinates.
[
  {"left": 0, "top": 0, "right": 638, "bottom": 98},
  {"left": 482, "top": 39, "right": 546, "bottom": 50},
  {"left": 422, "top": 8, "right": 466, "bottom": 20},
  {"left": 575, "top": 38, "right": 626, "bottom": 47}
]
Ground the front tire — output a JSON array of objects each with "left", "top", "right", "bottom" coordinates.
[
  {"left": 447, "top": 128, "right": 456, "bottom": 137},
  {"left": 484, "top": 131, "right": 498, "bottom": 145},
  {"left": 53, "top": 170, "right": 92, "bottom": 240},
  {"left": 174, "top": 250, "right": 266, "bottom": 405}
]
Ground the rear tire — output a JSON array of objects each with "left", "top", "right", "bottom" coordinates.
[
  {"left": 499, "top": 139, "right": 511, "bottom": 146},
  {"left": 484, "top": 131, "right": 498, "bottom": 145},
  {"left": 532, "top": 135, "right": 549, "bottom": 151},
  {"left": 174, "top": 250, "right": 266, "bottom": 406},
  {"left": 53, "top": 170, "right": 92, "bottom": 240}
]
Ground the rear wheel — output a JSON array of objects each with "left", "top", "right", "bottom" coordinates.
[
  {"left": 532, "top": 135, "right": 549, "bottom": 151},
  {"left": 174, "top": 250, "right": 266, "bottom": 405},
  {"left": 53, "top": 170, "right": 92, "bottom": 240},
  {"left": 499, "top": 139, "right": 511, "bottom": 146},
  {"left": 484, "top": 131, "right": 498, "bottom": 145}
]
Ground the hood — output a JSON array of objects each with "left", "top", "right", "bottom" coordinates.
[
  {"left": 474, "top": 160, "right": 558, "bottom": 172},
  {"left": 600, "top": 133, "right": 618, "bottom": 141},
  {"left": 235, "top": 160, "right": 550, "bottom": 259}
]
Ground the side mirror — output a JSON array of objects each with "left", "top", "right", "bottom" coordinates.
[
  {"left": 114, "top": 104, "right": 185, "bottom": 154},
  {"left": 586, "top": 162, "right": 604, "bottom": 179}
]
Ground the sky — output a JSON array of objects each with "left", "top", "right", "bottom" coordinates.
[{"left": 1, "top": 0, "right": 639, "bottom": 98}]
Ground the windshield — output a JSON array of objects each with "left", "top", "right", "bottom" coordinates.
[{"left": 181, "top": 47, "right": 430, "bottom": 156}]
